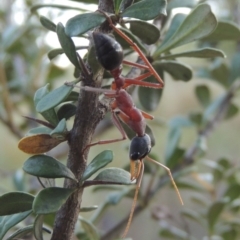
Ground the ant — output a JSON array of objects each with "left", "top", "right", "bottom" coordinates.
[{"left": 78, "top": 12, "right": 183, "bottom": 238}]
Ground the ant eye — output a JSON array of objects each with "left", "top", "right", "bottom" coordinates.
[
  {"left": 92, "top": 32, "right": 123, "bottom": 71},
  {"left": 129, "top": 134, "right": 151, "bottom": 161}
]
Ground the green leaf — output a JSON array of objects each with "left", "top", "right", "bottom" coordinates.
[
  {"left": 195, "top": 85, "right": 211, "bottom": 107},
  {"left": 57, "top": 103, "right": 77, "bottom": 120},
  {"left": 229, "top": 52, "right": 240, "bottom": 83},
  {"left": 79, "top": 216, "right": 99, "bottom": 240},
  {"left": 56, "top": 23, "right": 80, "bottom": 69},
  {"left": 119, "top": 0, "right": 134, "bottom": 12},
  {"left": 165, "top": 126, "right": 181, "bottom": 164},
  {"left": 202, "top": 21, "right": 240, "bottom": 41},
  {"left": 33, "top": 187, "right": 75, "bottom": 214},
  {"left": 155, "top": 4, "right": 217, "bottom": 54},
  {"left": 166, "top": 147, "right": 185, "bottom": 169},
  {"left": 93, "top": 167, "right": 132, "bottom": 185},
  {"left": 159, "top": 13, "right": 186, "bottom": 49},
  {"left": 138, "top": 72, "right": 163, "bottom": 111},
  {"left": 65, "top": 12, "right": 106, "bottom": 37},
  {"left": 39, "top": 16, "right": 56, "bottom": 32},
  {"left": 6, "top": 225, "right": 51, "bottom": 240},
  {"left": 113, "top": 27, "right": 146, "bottom": 53},
  {"left": 34, "top": 85, "right": 59, "bottom": 126},
  {"left": 23, "top": 155, "right": 77, "bottom": 181},
  {"left": 208, "top": 200, "right": 226, "bottom": 231},
  {"left": 146, "top": 124, "right": 156, "bottom": 147},
  {"left": 154, "top": 60, "right": 192, "bottom": 81},
  {"left": 6, "top": 225, "right": 33, "bottom": 240},
  {"left": 128, "top": 20, "right": 160, "bottom": 44},
  {"left": 210, "top": 58, "right": 229, "bottom": 87},
  {"left": 80, "top": 206, "right": 98, "bottom": 212},
  {"left": 34, "top": 215, "right": 44, "bottom": 240},
  {"left": 0, "top": 210, "right": 32, "bottom": 239},
  {"left": 224, "top": 184, "right": 240, "bottom": 202},
  {"left": 159, "top": 224, "right": 188, "bottom": 239},
  {"left": 50, "top": 118, "right": 67, "bottom": 140},
  {"left": 0, "top": 192, "right": 34, "bottom": 216},
  {"left": 82, "top": 150, "right": 113, "bottom": 181},
  {"left": 159, "top": 48, "right": 226, "bottom": 60},
  {"left": 225, "top": 103, "right": 238, "bottom": 120},
  {"left": 122, "top": 0, "right": 167, "bottom": 21},
  {"left": 27, "top": 126, "right": 53, "bottom": 136},
  {"left": 36, "top": 84, "right": 73, "bottom": 113},
  {"left": 181, "top": 208, "right": 203, "bottom": 225},
  {"left": 167, "top": 0, "right": 198, "bottom": 11},
  {"left": 189, "top": 112, "right": 202, "bottom": 127},
  {"left": 64, "top": 91, "right": 79, "bottom": 102},
  {"left": 114, "top": 0, "right": 123, "bottom": 13},
  {"left": 203, "top": 95, "right": 224, "bottom": 122}
]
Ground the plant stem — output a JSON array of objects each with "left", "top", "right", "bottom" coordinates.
[{"left": 50, "top": 1, "right": 114, "bottom": 239}]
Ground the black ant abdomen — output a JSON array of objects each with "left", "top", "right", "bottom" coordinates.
[
  {"left": 92, "top": 32, "right": 123, "bottom": 71},
  {"left": 129, "top": 134, "right": 151, "bottom": 161}
]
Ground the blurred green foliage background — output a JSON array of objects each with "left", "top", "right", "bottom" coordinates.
[{"left": 1, "top": 0, "right": 240, "bottom": 239}]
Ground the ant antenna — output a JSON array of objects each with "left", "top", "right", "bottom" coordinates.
[
  {"left": 146, "top": 156, "right": 184, "bottom": 205},
  {"left": 122, "top": 161, "right": 144, "bottom": 238}
]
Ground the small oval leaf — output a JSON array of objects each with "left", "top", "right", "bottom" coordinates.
[
  {"left": 195, "top": 85, "right": 211, "bottom": 107},
  {"left": 202, "top": 20, "right": 240, "bottom": 41},
  {"left": 0, "top": 192, "right": 34, "bottom": 216},
  {"left": 0, "top": 211, "right": 32, "bottom": 239},
  {"left": 65, "top": 12, "right": 106, "bottom": 37},
  {"left": 79, "top": 216, "right": 99, "bottom": 240},
  {"left": 122, "top": 0, "right": 167, "bottom": 21},
  {"left": 23, "top": 155, "right": 77, "bottom": 181},
  {"left": 34, "top": 85, "right": 59, "bottom": 126},
  {"left": 82, "top": 150, "right": 113, "bottom": 181},
  {"left": 80, "top": 206, "right": 98, "bottom": 212},
  {"left": 39, "top": 16, "right": 56, "bottom": 32},
  {"left": 6, "top": 225, "right": 51, "bottom": 240},
  {"left": 154, "top": 60, "right": 192, "bottom": 81},
  {"left": 34, "top": 215, "right": 44, "bottom": 240},
  {"left": 93, "top": 167, "right": 132, "bottom": 185},
  {"left": 27, "top": 126, "right": 52, "bottom": 136},
  {"left": 56, "top": 23, "right": 80, "bottom": 69},
  {"left": 50, "top": 118, "right": 67, "bottom": 140},
  {"left": 156, "top": 4, "right": 217, "bottom": 54},
  {"left": 159, "top": 48, "right": 226, "bottom": 60},
  {"left": 18, "top": 134, "right": 64, "bottom": 154},
  {"left": 33, "top": 187, "right": 75, "bottom": 214},
  {"left": 57, "top": 103, "right": 77, "bottom": 120},
  {"left": 207, "top": 201, "right": 226, "bottom": 231},
  {"left": 129, "top": 20, "right": 160, "bottom": 44},
  {"left": 36, "top": 84, "right": 73, "bottom": 113}
]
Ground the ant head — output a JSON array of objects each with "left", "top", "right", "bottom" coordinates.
[
  {"left": 129, "top": 134, "right": 151, "bottom": 161},
  {"left": 92, "top": 32, "right": 123, "bottom": 71}
]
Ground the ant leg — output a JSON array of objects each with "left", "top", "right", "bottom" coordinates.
[
  {"left": 82, "top": 111, "right": 127, "bottom": 154},
  {"left": 140, "top": 110, "right": 154, "bottom": 120},
  {"left": 122, "top": 161, "right": 144, "bottom": 238},
  {"left": 97, "top": 10, "right": 164, "bottom": 87},
  {"left": 146, "top": 156, "right": 184, "bottom": 205},
  {"left": 122, "top": 60, "right": 149, "bottom": 70}
]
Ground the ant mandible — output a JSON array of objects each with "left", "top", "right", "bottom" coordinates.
[{"left": 80, "top": 12, "right": 183, "bottom": 238}]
